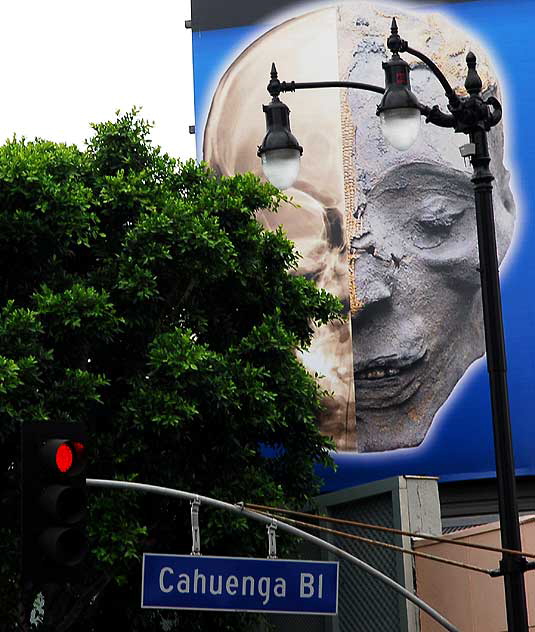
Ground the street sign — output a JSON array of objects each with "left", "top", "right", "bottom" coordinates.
[{"left": 141, "top": 554, "right": 338, "bottom": 614}]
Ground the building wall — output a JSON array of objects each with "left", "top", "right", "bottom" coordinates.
[{"left": 414, "top": 516, "right": 535, "bottom": 631}]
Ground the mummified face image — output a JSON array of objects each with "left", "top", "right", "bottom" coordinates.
[{"left": 203, "top": 2, "right": 516, "bottom": 452}]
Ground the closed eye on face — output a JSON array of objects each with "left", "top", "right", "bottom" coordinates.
[
  {"left": 413, "top": 197, "right": 470, "bottom": 250},
  {"left": 419, "top": 199, "right": 468, "bottom": 228},
  {"left": 362, "top": 162, "right": 475, "bottom": 253}
]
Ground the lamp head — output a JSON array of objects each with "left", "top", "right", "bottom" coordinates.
[
  {"left": 377, "top": 19, "right": 421, "bottom": 151},
  {"left": 258, "top": 98, "right": 303, "bottom": 190},
  {"left": 258, "top": 65, "right": 302, "bottom": 190}
]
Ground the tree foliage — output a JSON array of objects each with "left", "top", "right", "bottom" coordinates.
[{"left": 0, "top": 110, "right": 342, "bottom": 631}]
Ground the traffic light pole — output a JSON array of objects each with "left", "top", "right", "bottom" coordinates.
[{"left": 87, "top": 478, "right": 459, "bottom": 632}]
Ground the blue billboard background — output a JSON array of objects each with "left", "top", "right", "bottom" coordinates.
[{"left": 191, "top": 0, "right": 535, "bottom": 491}]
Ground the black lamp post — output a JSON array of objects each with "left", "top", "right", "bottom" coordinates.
[{"left": 259, "top": 18, "right": 529, "bottom": 632}]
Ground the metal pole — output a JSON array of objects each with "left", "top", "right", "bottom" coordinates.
[
  {"left": 87, "top": 478, "right": 459, "bottom": 632},
  {"left": 471, "top": 126, "right": 529, "bottom": 632}
]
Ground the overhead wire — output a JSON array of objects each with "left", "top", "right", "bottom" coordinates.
[
  {"left": 252, "top": 508, "right": 494, "bottom": 576},
  {"left": 245, "top": 503, "right": 535, "bottom": 562}
]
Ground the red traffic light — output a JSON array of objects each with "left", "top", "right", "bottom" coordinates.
[
  {"left": 41, "top": 439, "right": 86, "bottom": 476},
  {"left": 55, "top": 443, "right": 74, "bottom": 473},
  {"left": 54, "top": 441, "right": 86, "bottom": 473}
]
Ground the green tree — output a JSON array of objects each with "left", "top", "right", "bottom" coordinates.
[{"left": 0, "top": 110, "right": 341, "bottom": 631}]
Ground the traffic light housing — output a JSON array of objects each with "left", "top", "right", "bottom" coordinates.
[{"left": 21, "top": 421, "right": 87, "bottom": 586}]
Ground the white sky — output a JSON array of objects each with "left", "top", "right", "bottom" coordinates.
[{"left": 0, "top": 0, "right": 196, "bottom": 161}]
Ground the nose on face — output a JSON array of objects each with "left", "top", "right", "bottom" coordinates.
[{"left": 352, "top": 246, "right": 395, "bottom": 313}]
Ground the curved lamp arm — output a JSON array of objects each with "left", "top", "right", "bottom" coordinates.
[
  {"left": 486, "top": 95, "right": 503, "bottom": 127},
  {"left": 267, "top": 63, "right": 384, "bottom": 98},
  {"left": 419, "top": 104, "right": 456, "bottom": 128},
  {"left": 280, "top": 80, "right": 384, "bottom": 95},
  {"left": 404, "top": 45, "right": 459, "bottom": 107}
]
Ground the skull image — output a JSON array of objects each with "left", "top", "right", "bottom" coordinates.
[{"left": 203, "top": 2, "right": 516, "bottom": 452}]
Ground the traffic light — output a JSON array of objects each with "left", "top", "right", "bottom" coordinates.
[{"left": 21, "top": 421, "right": 87, "bottom": 586}]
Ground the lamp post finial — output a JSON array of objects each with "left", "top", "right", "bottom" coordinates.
[
  {"left": 464, "top": 52, "right": 482, "bottom": 96},
  {"left": 267, "top": 63, "right": 282, "bottom": 98},
  {"left": 387, "top": 17, "right": 405, "bottom": 55}
]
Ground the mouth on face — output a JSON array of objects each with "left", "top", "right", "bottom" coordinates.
[{"left": 354, "top": 348, "right": 427, "bottom": 409}]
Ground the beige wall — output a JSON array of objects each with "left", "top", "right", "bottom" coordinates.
[{"left": 414, "top": 516, "right": 535, "bottom": 631}]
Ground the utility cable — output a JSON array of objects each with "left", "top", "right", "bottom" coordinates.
[
  {"left": 245, "top": 503, "right": 535, "bottom": 561},
  {"left": 253, "top": 509, "right": 493, "bottom": 576}
]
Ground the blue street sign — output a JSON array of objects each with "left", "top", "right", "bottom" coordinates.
[{"left": 141, "top": 554, "right": 338, "bottom": 615}]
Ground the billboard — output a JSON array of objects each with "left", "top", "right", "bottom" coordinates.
[{"left": 190, "top": 0, "right": 535, "bottom": 490}]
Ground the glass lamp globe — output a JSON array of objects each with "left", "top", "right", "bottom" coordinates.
[
  {"left": 380, "top": 107, "right": 421, "bottom": 151},
  {"left": 261, "top": 147, "right": 301, "bottom": 190}
]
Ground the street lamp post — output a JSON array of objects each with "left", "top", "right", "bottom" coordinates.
[{"left": 258, "top": 18, "right": 529, "bottom": 632}]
